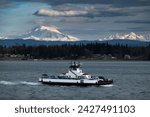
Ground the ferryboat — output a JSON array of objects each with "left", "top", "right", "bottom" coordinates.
[{"left": 39, "top": 62, "right": 113, "bottom": 86}]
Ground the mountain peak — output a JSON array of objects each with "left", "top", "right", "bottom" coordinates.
[
  {"left": 0, "top": 35, "right": 8, "bottom": 40},
  {"left": 125, "top": 32, "right": 144, "bottom": 40},
  {"left": 0, "top": 25, "right": 79, "bottom": 41},
  {"left": 100, "top": 32, "right": 148, "bottom": 41},
  {"left": 34, "top": 26, "right": 61, "bottom": 34},
  {"left": 23, "top": 25, "right": 79, "bottom": 41},
  {"left": 129, "top": 32, "right": 136, "bottom": 35}
]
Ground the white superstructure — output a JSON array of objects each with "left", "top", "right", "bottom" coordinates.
[{"left": 59, "top": 62, "right": 91, "bottom": 79}]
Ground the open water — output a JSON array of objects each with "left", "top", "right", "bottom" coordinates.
[{"left": 0, "top": 61, "right": 150, "bottom": 100}]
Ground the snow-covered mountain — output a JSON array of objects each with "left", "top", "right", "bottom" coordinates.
[
  {"left": 0, "top": 36, "right": 7, "bottom": 39},
  {"left": 22, "top": 26, "right": 79, "bottom": 41},
  {"left": 0, "top": 26, "right": 79, "bottom": 41},
  {"left": 99, "top": 32, "right": 149, "bottom": 41}
]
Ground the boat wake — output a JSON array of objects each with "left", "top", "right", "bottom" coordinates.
[
  {"left": 20, "top": 81, "right": 40, "bottom": 86},
  {"left": 0, "top": 81, "right": 17, "bottom": 85},
  {"left": 101, "top": 84, "right": 114, "bottom": 87},
  {"left": 0, "top": 80, "right": 40, "bottom": 86}
]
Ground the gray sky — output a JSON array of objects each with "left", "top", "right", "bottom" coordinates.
[{"left": 0, "top": 0, "right": 150, "bottom": 40}]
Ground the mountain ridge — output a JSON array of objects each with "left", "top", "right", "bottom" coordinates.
[
  {"left": 99, "top": 32, "right": 150, "bottom": 41},
  {"left": 0, "top": 26, "right": 79, "bottom": 41}
]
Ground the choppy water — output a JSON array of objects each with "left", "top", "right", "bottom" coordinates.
[{"left": 0, "top": 61, "right": 150, "bottom": 100}]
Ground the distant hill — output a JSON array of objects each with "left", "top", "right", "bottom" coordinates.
[
  {"left": 0, "top": 39, "right": 150, "bottom": 47},
  {"left": 98, "top": 39, "right": 150, "bottom": 46}
]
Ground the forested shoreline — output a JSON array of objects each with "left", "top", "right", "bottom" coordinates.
[{"left": 0, "top": 43, "right": 150, "bottom": 60}]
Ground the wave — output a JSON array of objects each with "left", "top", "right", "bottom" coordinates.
[
  {"left": 0, "top": 80, "right": 40, "bottom": 86},
  {"left": 101, "top": 84, "right": 114, "bottom": 87}
]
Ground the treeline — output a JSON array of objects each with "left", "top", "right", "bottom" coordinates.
[{"left": 0, "top": 43, "right": 150, "bottom": 60}]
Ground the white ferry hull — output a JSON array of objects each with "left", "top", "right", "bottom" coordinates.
[{"left": 39, "top": 78, "right": 113, "bottom": 86}]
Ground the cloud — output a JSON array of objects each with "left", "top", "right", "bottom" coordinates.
[
  {"left": 46, "top": 0, "right": 150, "bottom": 20},
  {"left": 1, "top": 0, "right": 149, "bottom": 18},
  {"left": 127, "top": 27, "right": 150, "bottom": 32},
  {"left": 39, "top": 0, "right": 150, "bottom": 7},
  {"left": 0, "top": 0, "right": 150, "bottom": 39},
  {"left": 1, "top": 0, "right": 150, "bottom": 8},
  {"left": 115, "top": 20, "right": 150, "bottom": 24},
  {"left": 34, "top": 4, "right": 141, "bottom": 18},
  {"left": 60, "top": 17, "right": 101, "bottom": 23},
  {"left": 109, "top": 26, "right": 150, "bottom": 32},
  {"left": 34, "top": 9, "right": 88, "bottom": 17}
]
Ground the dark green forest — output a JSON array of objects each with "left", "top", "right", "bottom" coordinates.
[{"left": 0, "top": 43, "right": 150, "bottom": 60}]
